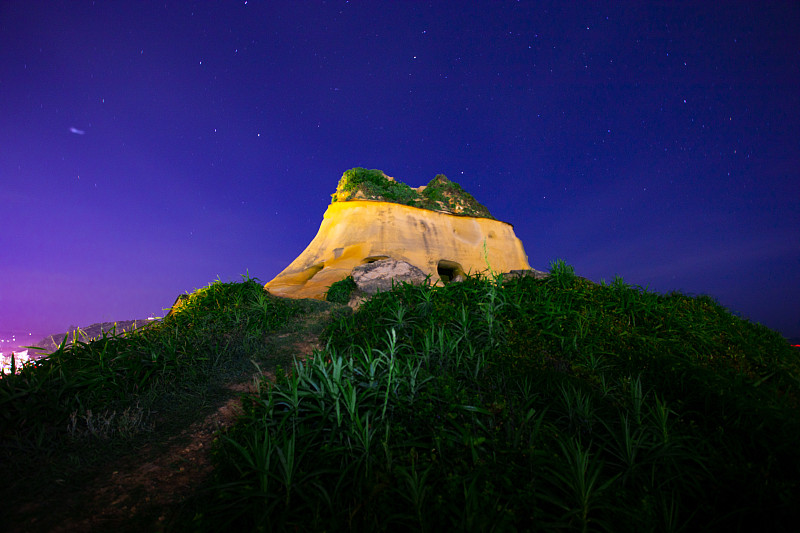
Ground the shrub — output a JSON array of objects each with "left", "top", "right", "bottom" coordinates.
[
  {"left": 419, "top": 173, "right": 494, "bottom": 218},
  {"left": 331, "top": 168, "right": 495, "bottom": 219},
  {"left": 331, "top": 167, "right": 417, "bottom": 206},
  {"left": 325, "top": 276, "right": 357, "bottom": 304}
]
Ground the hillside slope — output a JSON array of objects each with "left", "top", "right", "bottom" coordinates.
[{"left": 3, "top": 266, "right": 799, "bottom": 531}]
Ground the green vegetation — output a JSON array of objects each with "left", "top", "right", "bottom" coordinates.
[
  {"left": 0, "top": 276, "right": 300, "bottom": 447},
  {"left": 3, "top": 265, "right": 798, "bottom": 531},
  {"left": 0, "top": 276, "right": 336, "bottom": 530},
  {"left": 421, "top": 173, "right": 494, "bottom": 218},
  {"left": 325, "top": 275, "right": 358, "bottom": 304},
  {"left": 331, "top": 167, "right": 495, "bottom": 219},
  {"left": 202, "top": 263, "right": 800, "bottom": 531}
]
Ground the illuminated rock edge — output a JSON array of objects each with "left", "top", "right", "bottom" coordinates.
[{"left": 265, "top": 200, "right": 531, "bottom": 300}]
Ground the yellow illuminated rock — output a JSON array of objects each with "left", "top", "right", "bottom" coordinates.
[{"left": 265, "top": 200, "right": 531, "bottom": 299}]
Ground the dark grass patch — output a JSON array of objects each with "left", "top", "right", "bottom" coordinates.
[
  {"left": 4, "top": 265, "right": 798, "bottom": 532},
  {"left": 203, "top": 262, "right": 800, "bottom": 532},
  {"left": 0, "top": 276, "right": 320, "bottom": 529}
]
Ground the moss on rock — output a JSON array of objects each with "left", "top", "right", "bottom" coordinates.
[{"left": 331, "top": 167, "right": 495, "bottom": 219}]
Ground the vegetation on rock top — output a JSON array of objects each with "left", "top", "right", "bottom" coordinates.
[{"left": 331, "top": 167, "right": 495, "bottom": 219}]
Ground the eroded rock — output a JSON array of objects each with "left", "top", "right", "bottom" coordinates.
[
  {"left": 265, "top": 170, "right": 532, "bottom": 300},
  {"left": 351, "top": 259, "right": 428, "bottom": 295}
]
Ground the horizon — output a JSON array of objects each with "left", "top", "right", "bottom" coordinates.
[{"left": 2, "top": 262, "right": 800, "bottom": 349}]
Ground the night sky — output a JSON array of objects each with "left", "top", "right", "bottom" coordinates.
[{"left": 1, "top": 1, "right": 798, "bottom": 348}]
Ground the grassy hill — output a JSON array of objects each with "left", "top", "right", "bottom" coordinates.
[{"left": 2, "top": 263, "right": 798, "bottom": 531}]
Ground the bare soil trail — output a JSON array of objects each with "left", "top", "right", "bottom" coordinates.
[{"left": 5, "top": 308, "right": 336, "bottom": 533}]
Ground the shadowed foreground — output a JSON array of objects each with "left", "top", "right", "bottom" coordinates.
[{"left": 2, "top": 265, "right": 799, "bottom": 531}]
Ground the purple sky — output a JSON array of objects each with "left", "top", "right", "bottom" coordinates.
[{"left": 1, "top": 1, "right": 798, "bottom": 343}]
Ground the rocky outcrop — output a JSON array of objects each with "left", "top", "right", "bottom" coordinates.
[
  {"left": 501, "top": 269, "right": 549, "bottom": 281},
  {"left": 265, "top": 169, "right": 532, "bottom": 300},
  {"left": 351, "top": 259, "right": 428, "bottom": 295}
]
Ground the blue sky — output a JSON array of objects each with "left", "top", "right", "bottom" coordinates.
[{"left": 1, "top": 1, "right": 798, "bottom": 341}]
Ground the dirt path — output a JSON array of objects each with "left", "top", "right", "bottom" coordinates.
[
  {"left": 15, "top": 393, "right": 244, "bottom": 533},
  {"left": 6, "top": 308, "right": 334, "bottom": 533}
]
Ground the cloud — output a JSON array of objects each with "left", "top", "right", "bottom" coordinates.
[{"left": 69, "top": 127, "right": 85, "bottom": 135}]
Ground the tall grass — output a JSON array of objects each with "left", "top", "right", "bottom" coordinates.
[
  {"left": 203, "top": 262, "right": 800, "bottom": 532},
  {"left": 0, "top": 276, "right": 302, "bottom": 449},
  {"left": 3, "top": 265, "right": 797, "bottom": 531}
]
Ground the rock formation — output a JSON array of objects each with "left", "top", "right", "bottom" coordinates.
[
  {"left": 265, "top": 168, "right": 531, "bottom": 300},
  {"left": 351, "top": 259, "right": 428, "bottom": 295},
  {"left": 343, "top": 259, "right": 429, "bottom": 309}
]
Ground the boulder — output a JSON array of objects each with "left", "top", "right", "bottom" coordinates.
[{"left": 351, "top": 259, "right": 428, "bottom": 295}]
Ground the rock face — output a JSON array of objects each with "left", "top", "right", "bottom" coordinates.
[
  {"left": 351, "top": 259, "right": 428, "bottom": 295},
  {"left": 265, "top": 199, "right": 531, "bottom": 300},
  {"left": 265, "top": 168, "right": 531, "bottom": 300}
]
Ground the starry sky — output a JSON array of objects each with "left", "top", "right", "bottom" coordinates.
[{"left": 1, "top": 1, "right": 799, "bottom": 347}]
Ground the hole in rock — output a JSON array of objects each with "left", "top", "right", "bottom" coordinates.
[{"left": 437, "top": 260, "right": 464, "bottom": 284}]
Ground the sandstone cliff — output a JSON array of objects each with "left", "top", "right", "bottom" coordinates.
[{"left": 265, "top": 169, "right": 530, "bottom": 299}]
